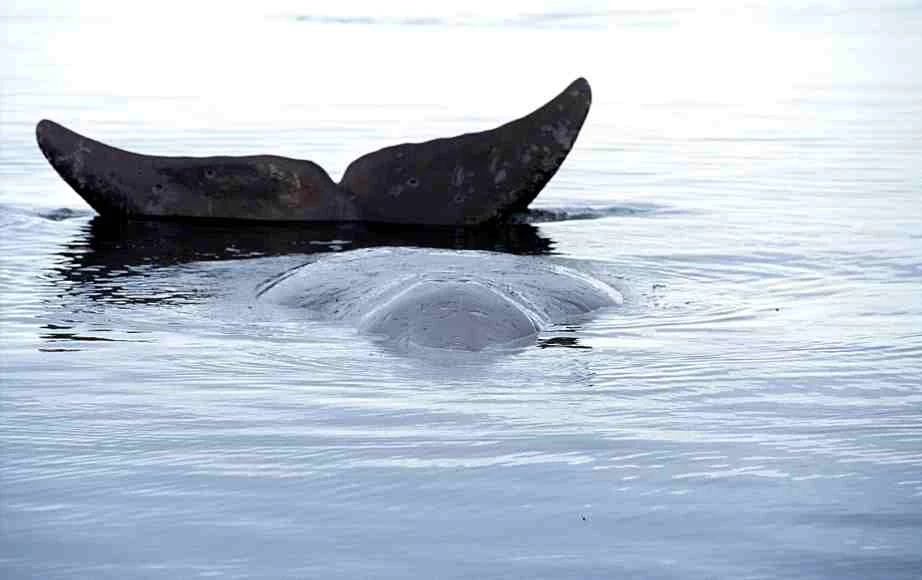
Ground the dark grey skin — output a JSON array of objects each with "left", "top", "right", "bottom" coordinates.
[{"left": 36, "top": 78, "right": 591, "bottom": 226}]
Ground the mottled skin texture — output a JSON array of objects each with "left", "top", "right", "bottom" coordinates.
[
  {"left": 36, "top": 78, "right": 591, "bottom": 226},
  {"left": 340, "top": 78, "right": 591, "bottom": 224},
  {"left": 35, "top": 124, "right": 356, "bottom": 222}
]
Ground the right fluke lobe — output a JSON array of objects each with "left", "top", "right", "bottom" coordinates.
[{"left": 339, "top": 77, "right": 592, "bottom": 225}]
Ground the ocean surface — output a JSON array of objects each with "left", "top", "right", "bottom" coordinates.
[{"left": 2, "top": 1, "right": 921, "bottom": 578}]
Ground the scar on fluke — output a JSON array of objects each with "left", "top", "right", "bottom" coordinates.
[{"left": 36, "top": 78, "right": 591, "bottom": 226}]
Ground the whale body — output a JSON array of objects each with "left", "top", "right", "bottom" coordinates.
[
  {"left": 257, "top": 247, "right": 621, "bottom": 351},
  {"left": 35, "top": 78, "right": 591, "bottom": 226}
]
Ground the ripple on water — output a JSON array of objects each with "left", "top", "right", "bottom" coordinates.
[{"left": 3, "top": 12, "right": 922, "bottom": 574}]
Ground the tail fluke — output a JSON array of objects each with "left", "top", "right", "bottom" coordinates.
[{"left": 36, "top": 78, "right": 591, "bottom": 225}]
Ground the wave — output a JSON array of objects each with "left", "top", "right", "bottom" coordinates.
[
  {"left": 513, "top": 203, "right": 664, "bottom": 223},
  {"left": 292, "top": 11, "right": 613, "bottom": 30}
]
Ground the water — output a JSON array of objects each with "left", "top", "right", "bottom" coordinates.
[{"left": 2, "top": 1, "right": 921, "bottom": 578}]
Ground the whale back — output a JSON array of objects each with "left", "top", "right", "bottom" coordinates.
[
  {"left": 257, "top": 247, "right": 621, "bottom": 351},
  {"left": 358, "top": 280, "right": 540, "bottom": 350}
]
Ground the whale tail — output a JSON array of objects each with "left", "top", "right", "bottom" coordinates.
[{"left": 36, "top": 78, "right": 591, "bottom": 226}]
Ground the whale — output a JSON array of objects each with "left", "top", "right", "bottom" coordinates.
[
  {"left": 256, "top": 247, "right": 622, "bottom": 352},
  {"left": 35, "top": 78, "right": 591, "bottom": 226}
]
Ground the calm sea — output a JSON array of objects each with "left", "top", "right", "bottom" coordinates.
[{"left": 2, "top": 1, "right": 921, "bottom": 578}]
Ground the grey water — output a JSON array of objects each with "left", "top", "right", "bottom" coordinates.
[{"left": 2, "top": 1, "right": 921, "bottom": 578}]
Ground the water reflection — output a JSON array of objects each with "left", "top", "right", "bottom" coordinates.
[
  {"left": 51, "top": 216, "right": 555, "bottom": 302},
  {"left": 70, "top": 215, "right": 552, "bottom": 263},
  {"left": 536, "top": 335, "right": 591, "bottom": 350}
]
